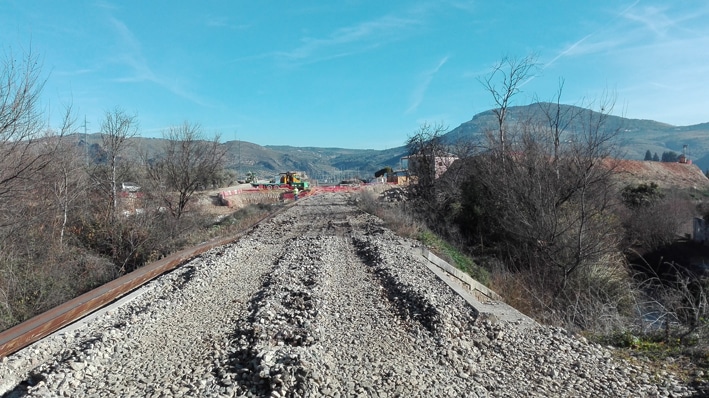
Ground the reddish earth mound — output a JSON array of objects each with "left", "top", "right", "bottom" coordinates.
[{"left": 605, "top": 159, "right": 709, "bottom": 190}]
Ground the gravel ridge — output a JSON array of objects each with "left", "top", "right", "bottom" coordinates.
[{"left": 0, "top": 192, "right": 699, "bottom": 397}]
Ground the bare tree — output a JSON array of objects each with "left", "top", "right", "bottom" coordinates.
[
  {"left": 29, "top": 105, "right": 83, "bottom": 248},
  {"left": 49, "top": 137, "right": 86, "bottom": 247},
  {"left": 0, "top": 48, "right": 96, "bottom": 330},
  {"left": 534, "top": 79, "right": 584, "bottom": 168},
  {"left": 147, "top": 122, "right": 225, "bottom": 220},
  {"left": 478, "top": 96, "right": 622, "bottom": 284},
  {"left": 479, "top": 55, "right": 537, "bottom": 155},
  {"left": 0, "top": 48, "right": 67, "bottom": 213},
  {"left": 96, "top": 107, "right": 138, "bottom": 221},
  {"left": 406, "top": 122, "right": 449, "bottom": 203}
]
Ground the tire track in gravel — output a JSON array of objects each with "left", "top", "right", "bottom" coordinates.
[
  {"left": 315, "top": 236, "right": 447, "bottom": 396},
  {"left": 213, "top": 196, "right": 363, "bottom": 397},
  {"left": 217, "top": 194, "right": 484, "bottom": 397},
  {"left": 10, "top": 200, "right": 326, "bottom": 397}
]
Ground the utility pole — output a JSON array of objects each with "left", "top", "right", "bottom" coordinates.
[{"left": 83, "top": 116, "right": 90, "bottom": 165}]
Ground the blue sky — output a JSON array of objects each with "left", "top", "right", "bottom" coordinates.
[{"left": 2, "top": 1, "right": 708, "bottom": 149}]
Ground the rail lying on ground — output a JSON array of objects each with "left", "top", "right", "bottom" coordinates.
[
  {"left": 0, "top": 204, "right": 289, "bottom": 359},
  {"left": 0, "top": 186, "right": 362, "bottom": 359}
]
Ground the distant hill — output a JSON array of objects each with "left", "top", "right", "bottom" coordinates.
[
  {"left": 70, "top": 133, "right": 408, "bottom": 183},
  {"left": 66, "top": 104, "right": 709, "bottom": 182},
  {"left": 444, "top": 103, "right": 709, "bottom": 172},
  {"left": 219, "top": 144, "right": 407, "bottom": 182}
]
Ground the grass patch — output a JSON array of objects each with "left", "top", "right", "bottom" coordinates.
[
  {"left": 418, "top": 229, "right": 490, "bottom": 286},
  {"left": 595, "top": 330, "right": 681, "bottom": 353},
  {"left": 587, "top": 330, "right": 709, "bottom": 385}
]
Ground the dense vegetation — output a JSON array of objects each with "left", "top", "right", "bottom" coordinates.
[{"left": 366, "top": 57, "right": 709, "bottom": 373}]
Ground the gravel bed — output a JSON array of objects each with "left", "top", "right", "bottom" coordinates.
[{"left": 0, "top": 193, "right": 701, "bottom": 397}]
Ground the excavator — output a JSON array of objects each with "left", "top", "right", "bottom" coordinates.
[
  {"left": 251, "top": 171, "right": 309, "bottom": 190},
  {"left": 279, "top": 171, "right": 309, "bottom": 190}
]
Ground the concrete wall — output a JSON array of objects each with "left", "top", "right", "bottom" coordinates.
[{"left": 221, "top": 191, "right": 283, "bottom": 208}]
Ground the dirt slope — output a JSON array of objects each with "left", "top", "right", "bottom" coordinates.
[{"left": 607, "top": 159, "right": 709, "bottom": 190}]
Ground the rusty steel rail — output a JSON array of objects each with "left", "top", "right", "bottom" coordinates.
[{"left": 0, "top": 202, "right": 295, "bottom": 358}]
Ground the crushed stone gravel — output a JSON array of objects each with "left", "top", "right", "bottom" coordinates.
[{"left": 0, "top": 192, "right": 700, "bottom": 397}]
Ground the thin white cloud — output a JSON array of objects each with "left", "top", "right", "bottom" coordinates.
[
  {"left": 54, "top": 68, "right": 96, "bottom": 77},
  {"left": 204, "top": 15, "right": 250, "bottom": 30},
  {"left": 92, "top": 0, "right": 119, "bottom": 11},
  {"left": 542, "top": 1, "right": 639, "bottom": 70},
  {"left": 544, "top": 1, "right": 709, "bottom": 69},
  {"left": 406, "top": 56, "right": 449, "bottom": 114},
  {"left": 542, "top": 1, "right": 709, "bottom": 126},
  {"left": 108, "top": 17, "right": 155, "bottom": 80},
  {"left": 205, "top": 16, "right": 230, "bottom": 28},
  {"left": 623, "top": 5, "right": 674, "bottom": 36},
  {"left": 273, "top": 13, "right": 422, "bottom": 67},
  {"left": 542, "top": 33, "right": 593, "bottom": 70},
  {"left": 231, "top": 3, "right": 446, "bottom": 68},
  {"left": 621, "top": 3, "right": 709, "bottom": 37},
  {"left": 106, "top": 16, "right": 213, "bottom": 108},
  {"left": 445, "top": 0, "right": 477, "bottom": 14}
]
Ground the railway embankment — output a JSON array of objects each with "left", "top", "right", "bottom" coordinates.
[{"left": 0, "top": 193, "right": 698, "bottom": 397}]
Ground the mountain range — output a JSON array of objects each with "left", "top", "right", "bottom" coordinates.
[{"left": 76, "top": 103, "right": 709, "bottom": 182}]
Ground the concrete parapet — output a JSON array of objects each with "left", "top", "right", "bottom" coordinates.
[
  {"left": 421, "top": 248, "right": 501, "bottom": 302},
  {"left": 419, "top": 248, "right": 536, "bottom": 329},
  {"left": 221, "top": 191, "right": 283, "bottom": 208}
]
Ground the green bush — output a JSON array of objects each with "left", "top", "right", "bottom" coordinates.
[{"left": 621, "top": 182, "right": 664, "bottom": 208}]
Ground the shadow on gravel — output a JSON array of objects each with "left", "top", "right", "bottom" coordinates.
[
  {"left": 179, "top": 265, "right": 197, "bottom": 285},
  {"left": 214, "top": 256, "right": 315, "bottom": 396},
  {"left": 5, "top": 374, "right": 42, "bottom": 397},
  {"left": 352, "top": 236, "right": 444, "bottom": 335},
  {"left": 215, "top": 286, "right": 276, "bottom": 395}
]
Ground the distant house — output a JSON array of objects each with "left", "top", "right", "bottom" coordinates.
[
  {"left": 678, "top": 153, "right": 692, "bottom": 164},
  {"left": 387, "top": 170, "right": 411, "bottom": 185},
  {"left": 121, "top": 182, "right": 140, "bottom": 192},
  {"left": 402, "top": 152, "right": 458, "bottom": 180}
]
